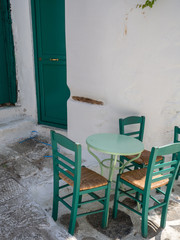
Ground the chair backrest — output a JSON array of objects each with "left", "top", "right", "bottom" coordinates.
[
  {"left": 145, "top": 142, "right": 180, "bottom": 195},
  {"left": 51, "top": 130, "right": 82, "bottom": 191},
  {"left": 174, "top": 126, "right": 180, "bottom": 143},
  {"left": 173, "top": 126, "right": 180, "bottom": 180},
  {"left": 119, "top": 116, "right": 145, "bottom": 141},
  {"left": 173, "top": 126, "right": 180, "bottom": 160}
]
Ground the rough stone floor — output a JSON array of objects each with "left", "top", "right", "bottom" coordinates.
[{"left": 0, "top": 135, "right": 180, "bottom": 240}]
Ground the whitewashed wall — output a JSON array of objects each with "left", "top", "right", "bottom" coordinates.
[
  {"left": 2, "top": 0, "right": 180, "bottom": 165},
  {"left": 66, "top": 0, "right": 180, "bottom": 163},
  {"left": 10, "top": 0, "right": 37, "bottom": 120}
]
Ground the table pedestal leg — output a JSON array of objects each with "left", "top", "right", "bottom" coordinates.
[
  {"left": 108, "top": 155, "right": 118, "bottom": 182},
  {"left": 87, "top": 146, "right": 103, "bottom": 175}
]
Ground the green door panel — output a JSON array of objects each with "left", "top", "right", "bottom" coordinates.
[
  {"left": 32, "top": 0, "right": 70, "bottom": 128},
  {"left": 39, "top": 62, "right": 69, "bottom": 125},
  {"left": 0, "top": 0, "right": 16, "bottom": 105},
  {"left": 38, "top": 0, "right": 66, "bottom": 55}
]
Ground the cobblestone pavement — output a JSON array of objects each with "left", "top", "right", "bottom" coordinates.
[{"left": 0, "top": 136, "right": 180, "bottom": 240}]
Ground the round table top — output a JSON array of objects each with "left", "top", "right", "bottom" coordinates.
[{"left": 86, "top": 133, "right": 144, "bottom": 155}]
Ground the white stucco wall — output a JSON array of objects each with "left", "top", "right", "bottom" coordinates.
[
  {"left": 10, "top": 0, "right": 37, "bottom": 120},
  {"left": 1, "top": 0, "right": 180, "bottom": 165},
  {"left": 66, "top": 0, "right": 180, "bottom": 163}
]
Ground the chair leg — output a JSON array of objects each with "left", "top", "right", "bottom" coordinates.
[
  {"left": 119, "top": 156, "right": 124, "bottom": 172},
  {"left": 78, "top": 195, "right": 82, "bottom": 208},
  {"left": 135, "top": 192, "right": 140, "bottom": 206},
  {"left": 135, "top": 165, "right": 141, "bottom": 199},
  {"left": 175, "top": 167, "right": 180, "bottom": 180},
  {"left": 141, "top": 196, "right": 149, "bottom": 238},
  {"left": 102, "top": 182, "right": 111, "bottom": 228},
  {"left": 136, "top": 193, "right": 142, "bottom": 211},
  {"left": 113, "top": 174, "right": 121, "bottom": 219},
  {"left": 134, "top": 164, "right": 140, "bottom": 170},
  {"left": 68, "top": 192, "right": 80, "bottom": 235},
  {"left": 160, "top": 193, "right": 171, "bottom": 229},
  {"left": 52, "top": 195, "right": 59, "bottom": 221},
  {"left": 161, "top": 170, "right": 178, "bottom": 228},
  {"left": 156, "top": 187, "right": 161, "bottom": 193},
  {"left": 52, "top": 173, "right": 60, "bottom": 221},
  {"left": 160, "top": 203, "right": 169, "bottom": 229}
]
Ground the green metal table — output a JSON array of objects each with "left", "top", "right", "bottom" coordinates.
[{"left": 86, "top": 133, "right": 144, "bottom": 182}]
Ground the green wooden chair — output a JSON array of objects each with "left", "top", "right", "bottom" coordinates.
[
  {"left": 51, "top": 130, "right": 111, "bottom": 235},
  {"left": 113, "top": 142, "right": 180, "bottom": 238},
  {"left": 174, "top": 126, "right": 180, "bottom": 180},
  {"left": 119, "top": 116, "right": 164, "bottom": 170}
]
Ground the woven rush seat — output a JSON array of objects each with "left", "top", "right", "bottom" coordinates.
[
  {"left": 59, "top": 166, "right": 108, "bottom": 191},
  {"left": 121, "top": 167, "right": 169, "bottom": 190},
  {"left": 125, "top": 149, "right": 163, "bottom": 165}
]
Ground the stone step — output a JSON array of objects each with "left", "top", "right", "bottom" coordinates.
[
  {"left": 0, "top": 118, "right": 36, "bottom": 144},
  {"left": 0, "top": 105, "right": 24, "bottom": 122}
]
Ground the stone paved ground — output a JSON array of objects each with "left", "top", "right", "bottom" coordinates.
[
  {"left": 0, "top": 135, "right": 180, "bottom": 240},
  {"left": 0, "top": 169, "right": 73, "bottom": 240},
  {"left": 0, "top": 137, "right": 74, "bottom": 240}
]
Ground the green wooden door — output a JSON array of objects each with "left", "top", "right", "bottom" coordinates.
[
  {"left": 32, "top": 0, "right": 70, "bottom": 129},
  {"left": 0, "top": 0, "right": 16, "bottom": 105}
]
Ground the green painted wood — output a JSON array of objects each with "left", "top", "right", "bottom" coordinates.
[
  {"left": 119, "top": 116, "right": 146, "bottom": 170},
  {"left": 119, "top": 116, "right": 164, "bottom": 175},
  {"left": 51, "top": 130, "right": 111, "bottom": 235},
  {"left": 174, "top": 126, "right": 180, "bottom": 180},
  {"left": 113, "top": 142, "right": 180, "bottom": 238},
  {"left": 119, "top": 116, "right": 145, "bottom": 141},
  {"left": 31, "top": 0, "right": 70, "bottom": 129},
  {"left": 0, "top": 0, "right": 16, "bottom": 104}
]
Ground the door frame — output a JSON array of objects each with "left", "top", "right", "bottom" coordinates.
[
  {"left": 0, "top": 0, "right": 16, "bottom": 104},
  {"left": 31, "top": 0, "right": 42, "bottom": 126},
  {"left": 31, "top": 0, "right": 68, "bottom": 129}
]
